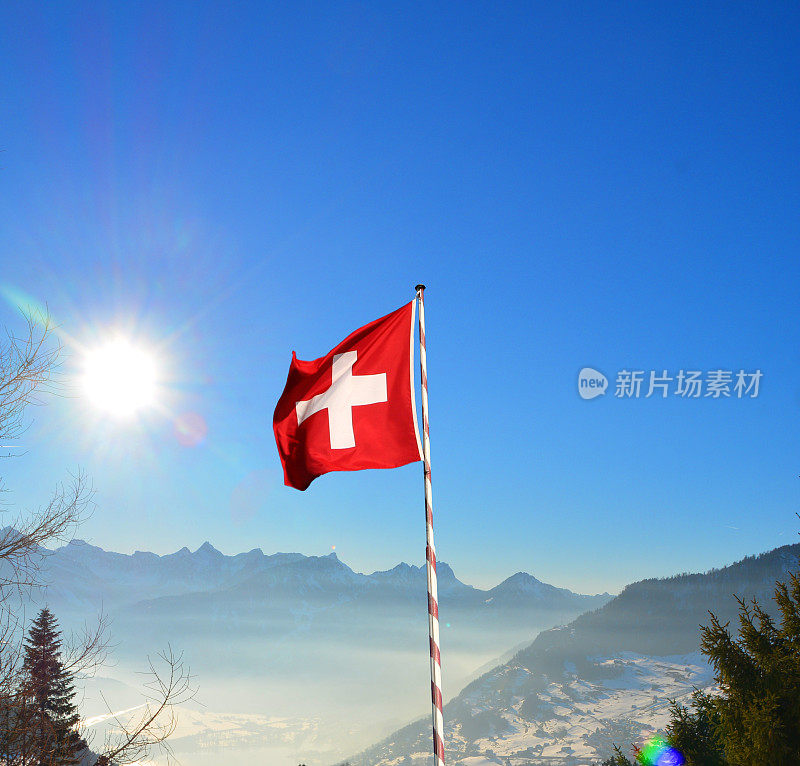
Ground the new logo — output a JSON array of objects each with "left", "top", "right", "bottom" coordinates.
[{"left": 578, "top": 367, "right": 608, "bottom": 400}]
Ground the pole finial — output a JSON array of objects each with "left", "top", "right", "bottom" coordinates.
[{"left": 415, "top": 284, "right": 426, "bottom": 293}]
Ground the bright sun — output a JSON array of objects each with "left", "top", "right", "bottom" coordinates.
[{"left": 81, "top": 338, "right": 159, "bottom": 417}]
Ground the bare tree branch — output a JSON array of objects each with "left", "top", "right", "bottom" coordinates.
[
  {"left": 0, "top": 471, "right": 94, "bottom": 598},
  {"left": 94, "top": 646, "right": 196, "bottom": 765},
  {"left": 0, "top": 309, "right": 61, "bottom": 444},
  {"left": 0, "top": 310, "right": 194, "bottom": 766}
]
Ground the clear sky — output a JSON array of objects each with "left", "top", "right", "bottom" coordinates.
[{"left": 0, "top": 1, "right": 798, "bottom": 594}]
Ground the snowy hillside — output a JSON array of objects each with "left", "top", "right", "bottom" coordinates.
[
  {"left": 348, "top": 543, "right": 800, "bottom": 766},
  {"left": 354, "top": 650, "right": 714, "bottom": 766}
]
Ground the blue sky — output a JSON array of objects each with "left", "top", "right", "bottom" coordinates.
[{"left": 0, "top": 1, "right": 798, "bottom": 593}]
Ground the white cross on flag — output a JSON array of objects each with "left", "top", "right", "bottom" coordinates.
[{"left": 273, "top": 302, "right": 422, "bottom": 490}]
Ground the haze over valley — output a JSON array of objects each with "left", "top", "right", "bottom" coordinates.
[{"left": 13, "top": 533, "right": 610, "bottom": 763}]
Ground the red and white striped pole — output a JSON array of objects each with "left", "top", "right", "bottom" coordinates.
[{"left": 415, "top": 284, "right": 444, "bottom": 766}]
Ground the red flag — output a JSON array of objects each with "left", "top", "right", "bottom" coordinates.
[{"left": 273, "top": 302, "right": 422, "bottom": 490}]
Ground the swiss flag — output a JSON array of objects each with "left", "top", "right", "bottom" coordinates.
[{"left": 273, "top": 302, "right": 422, "bottom": 490}]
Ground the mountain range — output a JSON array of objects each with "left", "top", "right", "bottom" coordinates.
[{"left": 5, "top": 531, "right": 611, "bottom": 762}]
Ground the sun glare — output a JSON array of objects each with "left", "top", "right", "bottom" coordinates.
[{"left": 81, "top": 338, "right": 159, "bottom": 417}]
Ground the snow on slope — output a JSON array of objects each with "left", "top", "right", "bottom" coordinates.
[
  {"left": 349, "top": 545, "right": 800, "bottom": 766},
  {"left": 452, "top": 652, "right": 713, "bottom": 763},
  {"left": 363, "top": 652, "right": 714, "bottom": 766}
]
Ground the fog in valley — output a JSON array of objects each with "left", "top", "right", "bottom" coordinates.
[{"left": 20, "top": 537, "right": 609, "bottom": 765}]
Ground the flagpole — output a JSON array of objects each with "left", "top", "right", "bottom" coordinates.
[{"left": 415, "top": 284, "right": 445, "bottom": 766}]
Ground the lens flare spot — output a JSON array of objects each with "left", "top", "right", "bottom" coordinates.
[
  {"left": 639, "top": 737, "right": 685, "bottom": 766},
  {"left": 174, "top": 412, "right": 208, "bottom": 447}
]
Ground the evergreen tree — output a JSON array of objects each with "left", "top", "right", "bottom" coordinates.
[
  {"left": 605, "top": 567, "right": 800, "bottom": 765},
  {"left": 696, "top": 570, "right": 800, "bottom": 765},
  {"left": 20, "top": 608, "right": 86, "bottom": 766},
  {"left": 663, "top": 690, "right": 725, "bottom": 765}
]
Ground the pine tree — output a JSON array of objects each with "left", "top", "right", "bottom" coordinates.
[
  {"left": 20, "top": 608, "right": 86, "bottom": 766},
  {"left": 605, "top": 566, "right": 800, "bottom": 765},
  {"left": 695, "top": 569, "right": 800, "bottom": 765},
  {"left": 663, "top": 690, "right": 725, "bottom": 765}
]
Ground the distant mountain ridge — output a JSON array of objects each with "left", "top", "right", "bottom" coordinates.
[
  {"left": 349, "top": 542, "right": 800, "bottom": 766},
  {"left": 21, "top": 532, "right": 610, "bottom": 619},
  {"left": 2, "top": 527, "right": 612, "bottom": 761}
]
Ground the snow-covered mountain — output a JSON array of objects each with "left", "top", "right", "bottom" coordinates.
[
  {"left": 8, "top": 531, "right": 611, "bottom": 763},
  {"left": 25, "top": 536, "right": 611, "bottom": 651},
  {"left": 348, "top": 543, "right": 800, "bottom": 766},
  {"left": 33, "top": 536, "right": 608, "bottom": 617}
]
